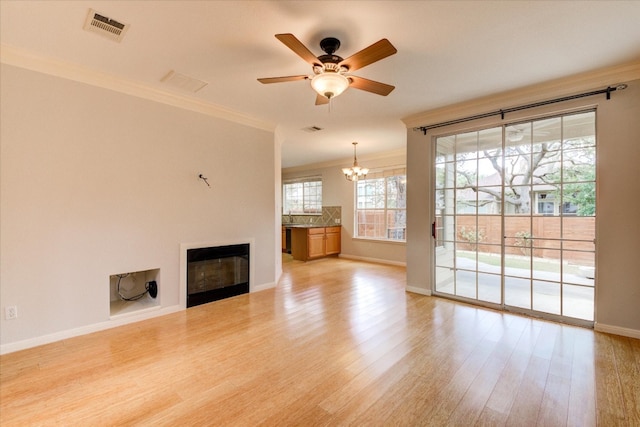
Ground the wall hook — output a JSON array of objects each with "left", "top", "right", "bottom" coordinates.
[{"left": 198, "top": 174, "right": 211, "bottom": 187}]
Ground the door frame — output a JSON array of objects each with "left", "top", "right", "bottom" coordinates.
[{"left": 430, "top": 110, "right": 596, "bottom": 328}]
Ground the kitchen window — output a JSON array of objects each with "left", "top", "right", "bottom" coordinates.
[
  {"left": 283, "top": 176, "right": 322, "bottom": 215},
  {"left": 355, "top": 168, "right": 406, "bottom": 241}
]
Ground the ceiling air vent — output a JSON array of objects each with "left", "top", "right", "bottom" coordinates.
[
  {"left": 302, "top": 126, "right": 324, "bottom": 133},
  {"left": 161, "top": 70, "right": 208, "bottom": 93},
  {"left": 83, "top": 9, "right": 129, "bottom": 42}
]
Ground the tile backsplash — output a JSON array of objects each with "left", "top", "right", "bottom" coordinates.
[{"left": 282, "top": 206, "right": 342, "bottom": 225}]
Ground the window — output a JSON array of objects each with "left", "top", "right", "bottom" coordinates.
[
  {"left": 283, "top": 177, "right": 322, "bottom": 214},
  {"left": 355, "top": 168, "right": 406, "bottom": 241},
  {"left": 534, "top": 192, "right": 579, "bottom": 215},
  {"left": 535, "top": 192, "right": 556, "bottom": 215}
]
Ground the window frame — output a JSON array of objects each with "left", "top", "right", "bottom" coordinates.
[
  {"left": 354, "top": 167, "right": 407, "bottom": 242},
  {"left": 282, "top": 176, "right": 323, "bottom": 215}
]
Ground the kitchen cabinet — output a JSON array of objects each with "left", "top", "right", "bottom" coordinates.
[
  {"left": 307, "top": 228, "right": 325, "bottom": 259},
  {"left": 282, "top": 226, "right": 286, "bottom": 253},
  {"left": 324, "top": 226, "right": 342, "bottom": 255},
  {"left": 290, "top": 226, "right": 341, "bottom": 261}
]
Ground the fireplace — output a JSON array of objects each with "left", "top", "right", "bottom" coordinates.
[{"left": 186, "top": 243, "right": 249, "bottom": 308}]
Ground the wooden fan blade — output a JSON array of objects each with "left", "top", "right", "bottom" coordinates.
[
  {"left": 275, "top": 33, "right": 320, "bottom": 66},
  {"left": 339, "top": 39, "right": 397, "bottom": 72},
  {"left": 315, "top": 94, "right": 330, "bottom": 105},
  {"left": 257, "top": 75, "right": 309, "bottom": 84},
  {"left": 348, "top": 76, "right": 395, "bottom": 96}
]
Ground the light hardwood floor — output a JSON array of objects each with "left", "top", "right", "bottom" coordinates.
[{"left": 1, "top": 256, "right": 639, "bottom": 426}]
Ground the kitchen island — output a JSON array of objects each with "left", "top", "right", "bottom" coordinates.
[{"left": 284, "top": 225, "right": 341, "bottom": 261}]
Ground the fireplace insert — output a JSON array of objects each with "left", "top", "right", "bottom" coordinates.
[{"left": 186, "top": 243, "right": 249, "bottom": 308}]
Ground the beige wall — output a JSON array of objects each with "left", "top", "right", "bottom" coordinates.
[
  {"left": 282, "top": 151, "right": 407, "bottom": 265},
  {"left": 595, "top": 78, "right": 640, "bottom": 333},
  {"left": 0, "top": 64, "right": 277, "bottom": 351},
  {"left": 406, "top": 72, "right": 640, "bottom": 336}
]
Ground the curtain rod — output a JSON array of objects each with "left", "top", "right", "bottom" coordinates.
[{"left": 415, "top": 83, "right": 628, "bottom": 135}]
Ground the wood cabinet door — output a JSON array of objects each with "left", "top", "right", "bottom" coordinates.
[
  {"left": 308, "top": 233, "right": 326, "bottom": 258},
  {"left": 325, "top": 229, "right": 341, "bottom": 255}
]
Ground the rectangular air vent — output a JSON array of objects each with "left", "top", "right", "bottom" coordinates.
[
  {"left": 302, "top": 126, "right": 324, "bottom": 133},
  {"left": 83, "top": 9, "right": 129, "bottom": 42},
  {"left": 161, "top": 70, "right": 208, "bottom": 93}
]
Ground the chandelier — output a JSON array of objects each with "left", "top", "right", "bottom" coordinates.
[{"left": 342, "top": 142, "right": 369, "bottom": 181}]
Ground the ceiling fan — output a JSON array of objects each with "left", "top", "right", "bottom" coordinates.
[{"left": 258, "top": 33, "right": 397, "bottom": 105}]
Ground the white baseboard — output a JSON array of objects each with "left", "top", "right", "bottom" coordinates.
[
  {"left": 406, "top": 286, "right": 432, "bottom": 296},
  {"left": 1, "top": 279, "right": 277, "bottom": 355},
  {"left": 0, "top": 305, "right": 183, "bottom": 355},
  {"left": 253, "top": 281, "right": 276, "bottom": 292},
  {"left": 594, "top": 323, "right": 640, "bottom": 339},
  {"left": 338, "top": 253, "right": 406, "bottom": 267}
]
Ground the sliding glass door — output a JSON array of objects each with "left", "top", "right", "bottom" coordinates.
[{"left": 434, "top": 111, "right": 596, "bottom": 323}]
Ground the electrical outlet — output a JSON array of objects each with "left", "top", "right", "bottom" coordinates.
[
  {"left": 5, "top": 305, "right": 18, "bottom": 320},
  {"left": 334, "top": 219, "right": 341, "bottom": 224}
]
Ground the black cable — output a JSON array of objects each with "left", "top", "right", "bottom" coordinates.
[{"left": 116, "top": 273, "right": 152, "bottom": 301}]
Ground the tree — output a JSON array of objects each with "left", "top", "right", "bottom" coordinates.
[
  {"left": 554, "top": 167, "right": 595, "bottom": 216},
  {"left": 456, "top": 141, "right": 560, "bottom": 214},
  {"left": 455, "top": 137, "right": 595, "bottom": 216}
]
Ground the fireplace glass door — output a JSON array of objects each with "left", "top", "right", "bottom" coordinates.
[{"left": 187, "top": 244, "right": 249, "bottom": 307}]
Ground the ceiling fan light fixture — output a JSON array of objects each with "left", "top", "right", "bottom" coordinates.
[
  {"left": 257, "top": 34, "right": 397, "bottom": 105},
  {"left": 311, "top": 72, "right": 350, "bottom": 99}
]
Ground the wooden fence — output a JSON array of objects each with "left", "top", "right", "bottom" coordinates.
[{"left": 454, "top": 215, "right": 595, "bottom": 264}]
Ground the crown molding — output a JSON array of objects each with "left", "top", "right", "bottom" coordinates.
[
  {"left": 402, "top": 60, "right": 640, "bottom": 129},
  {"left": 282, "top": 148, "right": 406, "bottom": 175},
  {"left": 0, "top": 44, "right": 276, "bottom": 132}
]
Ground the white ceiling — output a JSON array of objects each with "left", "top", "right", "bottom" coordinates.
[{"left": 2, "top": 1, "right": 640, "bottom": 168}]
